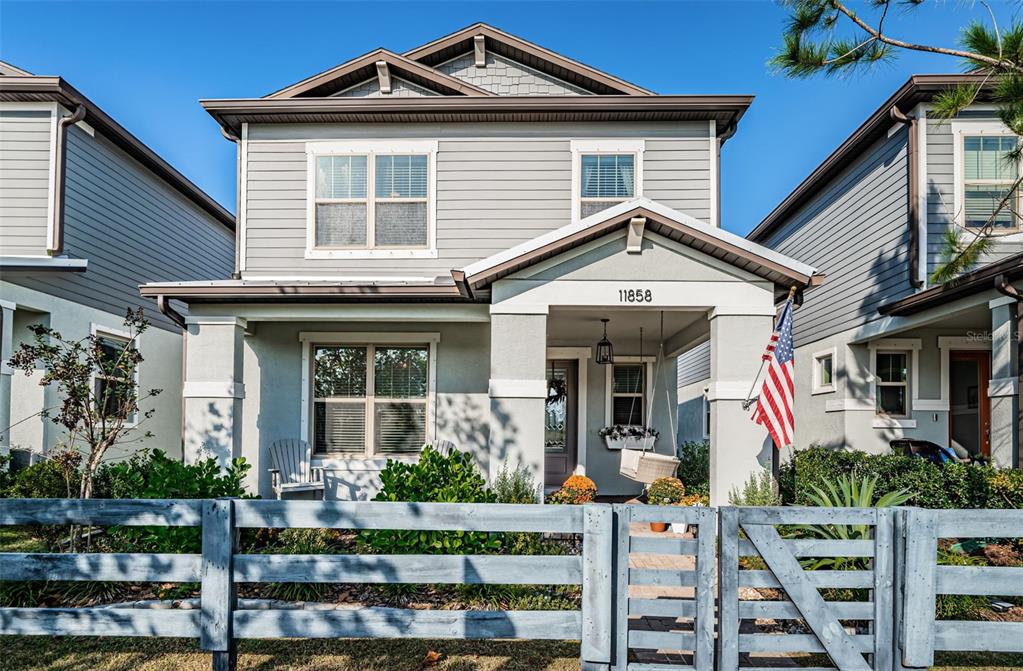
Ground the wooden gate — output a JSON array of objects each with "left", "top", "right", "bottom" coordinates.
[
  {"left": 718, "top": 507, "right": 895, "bottom": 671},
  {"left": 612, "top": 503, "right": 717, "bottom": 670},
  {"left": 898, "top": 508, "right": 1023, "bottom": 669}
]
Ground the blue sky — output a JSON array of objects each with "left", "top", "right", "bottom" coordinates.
[{"left": 0, "top": 1, "right": 1012, "bottom": 235}]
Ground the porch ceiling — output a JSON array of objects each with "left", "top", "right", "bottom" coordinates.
[{"left": 547, "top": 308, "right": 705, "bottom": 352}]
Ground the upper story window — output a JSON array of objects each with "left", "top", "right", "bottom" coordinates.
[
  {"left": 953, "top": 121, "right": 1022, "bottom": 232},
  {"left": 306, "top": 140, "right": 438, "bottom": 259},
  {"left": 571, "top": 139, "right": 644, "bottom": 222}
]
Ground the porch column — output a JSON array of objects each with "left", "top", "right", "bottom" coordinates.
[
  {"left": 708, "top": 306, "right": 776, "bottom": 505},
  {"left": 487, "top": 308, "right": 547, "bottom": 495},
  {"left": 990, "top": 296, "right": 1020, "bottom": 468},
  {"left": 182, "top": 316, "right": 246, "bottom": 469},
  {"left": 0, "top": 299, "right": 14, "bottom": 454}
]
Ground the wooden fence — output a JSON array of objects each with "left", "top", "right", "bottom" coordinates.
[{"left": 2, "top": 500, "right": 1023, "bottom": 671}]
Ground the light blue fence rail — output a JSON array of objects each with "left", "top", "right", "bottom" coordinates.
[{"left": 2, "top": 500, "right": 1022, "bottom": 671}]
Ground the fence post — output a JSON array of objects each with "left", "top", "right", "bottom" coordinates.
[
  {"left": 693, "top": 506, "right": 716, "bottom": 671},
  {"left": 581, "top": 503, "right": 613, "bottom": 670},
  {"left": 611, "top": 504, "right": 631, "bottom": 670},
  {"left": 872, "top": 508, "right": 895, "bottom": 671},
  {"left": 717, "top": 506, "right": 739, "bottom": 671},
  {"left": 900, "top": 508, "right": 937, "bottom": 669},
  {"left": 201, "top": 497, "right": 237, "bottom": 671}
]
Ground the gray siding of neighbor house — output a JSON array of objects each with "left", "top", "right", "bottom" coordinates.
[
  {"left": 676, "top": 339, "right": 710, "bottom": 388},
  {"left": 0, "top": 109, "right": 52, "bottom": 257},
  {"left": 10, "top": 126, "right": 234, "bottom": 332},
  {"left": 334, "top": 77, "right": 440, "bottom": 97},
  {"left": 243, "top": 121, "right": 712, "bottom": 277},
  {"left": 436, "top": 52, "right": 593, "bottom": 96},
  {"left": 759, "top": 127, "right": 914, "bottom": 349},
  {"left": 925, "top": 111, "right": 1023, "bottom": 277}
]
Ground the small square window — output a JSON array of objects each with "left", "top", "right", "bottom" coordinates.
[{"left": 811, "top": 349, "right": 836, "bottom": 394}]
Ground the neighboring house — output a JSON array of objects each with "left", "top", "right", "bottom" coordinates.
[
  {"left": 140, "top": 23, "right": 821, "bottom": 503},
  {"left": 679, "top": 74, "right": 1022, "bottom": 471},
  {"left": 0, "top": 61, "right": 235, "bottom": 461}
]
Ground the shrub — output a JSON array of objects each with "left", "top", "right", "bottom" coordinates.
[
  {"left": 988, "top": 469, "right": 1023, "bottom": 508},
  {"left": 647, "top": 477, "right": 686, "bottom": 506},
  {"left": 492, "top": 462, "right": 539, "bottom": 504},
  {"left": 729, "top": 468, "right": 781, "bottom": 506},
  {"left": 676, "top": 441, "right": 710, "bottom": 497},
  {"left": 359, "top": 446, "right": 499, "bottom": 555},
  {"left": 5, "top": 458, "right": 78, "bottom": 499},
  {"left": 260, "top": 528, "right": 339, "bottom": 602},
  {"left": 546, "top": 474, "right": 597, "bottom": 505},
  {"left": 935, "top": 549, "right": 990, "bottom": 619}
]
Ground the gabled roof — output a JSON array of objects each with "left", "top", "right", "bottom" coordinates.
[
  {"left": 0, "top": 60, "right": 32, "bottom": 77},
  {"left": 748, "top": 74, "right": 991, "bottom": 243},
  {"left": 404, "top": 23, "right": 653, "bottom": 96},
  {"left": 265, "top": 48, "right": 494, "bottom": 98},
  {"left": 0, "top": 74, "right": 234, "bottom": 232},
  {"left": 454, "top": 198, "right": 822, "bottom": 297}
]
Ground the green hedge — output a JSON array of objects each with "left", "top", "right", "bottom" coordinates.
[{"left": 780, "top": 446, "right": 1023, "bottom": 509}]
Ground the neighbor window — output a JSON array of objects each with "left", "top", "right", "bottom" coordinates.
[
  {"left": 312, "top": 150, "right": 431, "bottom": 251},
  {"left": 702, "top": 393, "right": 711, "bottom": 439},
  {"left": 93, "top": 332, "right": 136, "bottom": 424},
  {"left": 812, "top": 350, "right": 836, "bottom": 394},
  {"left": 580, "top": 153, "right": 635, "bottom": 218},
  {"left": 875, "top": 351, "right": 909, "bottom": 417},
  {"left": 313, "top": 344, "right": 429, "bottom": 456},
  {"left": 961, "top": 134, "right": 1021, "bottom": 229},
  {"left": 610, "top": 363, "right": 645, "bottom": 426}
]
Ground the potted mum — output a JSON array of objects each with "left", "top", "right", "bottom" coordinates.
[
  {"left": 599, "top": 424, "right": 659, "bottom": 451},
  {"left": 646, "top": 477, "right": 686, "bottom": 532},
  {"left": 546, "top": 474, "right": 598, "bottom": 504}
]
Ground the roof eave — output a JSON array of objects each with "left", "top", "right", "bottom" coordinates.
[{"left": 877, "top": 252, "right": 1023, "bottom": 317}]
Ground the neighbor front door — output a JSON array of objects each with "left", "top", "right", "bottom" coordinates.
[
  {"left": 949, "top": 350, "right": 991, "bottom": 457},
  {"left": 544, "top": 359, "right": 578, "bottom": 487}
]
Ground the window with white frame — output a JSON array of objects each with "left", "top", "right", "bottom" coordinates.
[
  {"left": 93, "top": 330, "right": 136, "bottom": 424},
  {"left": 571, "top": 139, "right": 643, "bottom": 221},
  {"left": 812, "top": 349, "right": 836, "bottom": 394},
  {"left": 610, "top": 363, "right": 646, "bottom": 425},
  {"left": 875, "top": 350, "right": 910, "bottom": 417},
  {"left": 955, "top": 126, "right": 1021, "bottom": 231},
  {"left": 307, "top": 141, "right": 437, "bottom": 256},
  {"left": 312, "top": 342, "right": 431, "bottom": 457}
]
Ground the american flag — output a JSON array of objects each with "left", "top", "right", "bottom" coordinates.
[{"left": 753, "top": 300, "right": 795, "bottom": 449}]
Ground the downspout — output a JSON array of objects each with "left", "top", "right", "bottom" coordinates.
[
  {"left": 890, "top": 106, "right": 923, "bottom": 288},
  {"left": 220, "top": 125, "right": 243, "bottom": 280},
  {"left": 995, "top": 274, "right": 1022, "bottom": 469},
  {"left": 156, "top": 295, "right": 188, "bottom": 330},
  {"left": 49, "top": 104, "right": 87, "bottom": 256}
]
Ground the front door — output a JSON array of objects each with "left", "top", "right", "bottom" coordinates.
[
  {"left": 949, "top": 350, "right": 991, "bottom": 457},
  {"left": 544, "top": 359, "right": 578, "bottom": 487}
]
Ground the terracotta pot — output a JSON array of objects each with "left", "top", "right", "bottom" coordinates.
[{"left": 649, "top": 522, "right": 668, "bottom": 532}]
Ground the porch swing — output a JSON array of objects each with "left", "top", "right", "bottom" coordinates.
[{"left": 618, "top": 313, "right": 680, "bottom": 485}]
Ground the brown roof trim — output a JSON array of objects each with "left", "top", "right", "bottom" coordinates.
[
  {"left": 0, "top": 76, "right": 235, "bottom": 232},
  {"left": 202, "top": 95, "right": 753, "bottom": 136},
  {"left": 265, "top": 49, "right": 494, "bottom": 99},
  {"left": 748, "top": 74, "right": 991, "bottom": 243},
  {"left": 140, "top": 282, "right": 474, "bottom": 303},
  {"left": 404, "top": 23, "right": 653, "bottom": 96},
  {"left": 877, "top": 251, "right": 1023, "bottom": 317},
  {"left": 461, "top": 205, "right": 819, "bottom": 292}
]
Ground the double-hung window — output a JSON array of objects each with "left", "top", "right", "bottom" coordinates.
[
  {"left": 93, "top": 329, "right": 136, "bottom": 425},
  {"left": 571, "top": 139, "right": 644, "bottom": 221},
  {"left": 307, "top": 141, "right": 437, "bottom": 257},
  {"left": 308, "top": 335, "right": 436, "bottom": 458},
  {"left": 955, "top": 123, "right": 1022, "bottom": 231},
  {"left": 610, "top": 363, "right": 646, "bottom": 426},
  {"left": 875, "top": 351, "right": 909, "bottom": 417}
]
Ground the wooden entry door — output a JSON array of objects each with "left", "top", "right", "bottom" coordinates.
[
  {"left": 544, "top": 359, "right": 578, "bottom": 487},
  {"left": 949, "top": 350, "right": 991, "bottom": 457}
]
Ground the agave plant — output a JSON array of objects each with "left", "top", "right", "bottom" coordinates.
[{"left": 794, "top": 474, "right": 912, "bottom": 571}]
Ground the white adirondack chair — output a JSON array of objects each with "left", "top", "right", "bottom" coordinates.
[
  {"left": 268, "top": 439, "right": 324, "bottom": 499},
  {"left": 432, "top": 439, "right": 458, "bottom": 456}
]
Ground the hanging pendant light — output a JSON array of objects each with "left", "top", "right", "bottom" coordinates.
[{"left": 595, "top": 318, "right": 614, "bottom": 365}]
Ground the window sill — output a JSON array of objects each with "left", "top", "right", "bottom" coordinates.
[
  {"left": 811, "top": 385, "right": 836, "bottom": 396},
  {"left": 312, "top": 456, "right": 420, "bottom": 469},
  {"left": 872, "top": 417, "right": 917, "bottom": 429},
  {"left": 955, "top": 224, "right": 1023, "bottom": 240},
  {"left": 305, "top": 248, "right": 438, "bottom": 260}
]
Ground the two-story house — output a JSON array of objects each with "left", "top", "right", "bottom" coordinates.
[
  {"left": 141, "top": 24, "right": 821, "bottom": 502},
  {"left": 0, "top": 61, "right": 236, "bottom": 460},
  {"left": 679, "top": 75, "right": 1021, "bottom": 471}
]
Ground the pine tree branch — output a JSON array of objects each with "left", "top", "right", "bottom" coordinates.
[{"left": 832, "top": 0, "right": 1023, "bottom": 74}]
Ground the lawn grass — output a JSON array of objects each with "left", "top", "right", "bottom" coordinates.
[
  {"left": 0, "top": 527, "right": 47, "bottom": 553},
  {"left": 0, "top": 636, "right": 581, "bottom": 670},
  {"left": 932, "top": 651, "right": 1023, "bottom": 670}
]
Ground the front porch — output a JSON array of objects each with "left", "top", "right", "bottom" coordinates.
[{"left": 158, "top": 200, "right": 820, "bottom": 504}]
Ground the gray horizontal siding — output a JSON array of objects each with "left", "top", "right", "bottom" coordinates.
[
  {"left": 242, "top": 122, "right": 711, "bottom": 277},
  {"left": 436, "top": 52, "right": 592, "bottom": 96},
  {"left": 677, "top": 340, "right": 710, "bottom": 387},
  {"left": 0, "top": 109, "right": 52, "bottom": 256},
  {"left": 926, "top": 112, "right": 1023, "bottom": 276},
  {"left": 10, "top": 126, "right": 234, "bottom": 331},
  {"left": 761, "top": 127, "right": 913, "bottom": 348},
  {"left": 334, "top": 77, "right": 439, "bottom": 98}
]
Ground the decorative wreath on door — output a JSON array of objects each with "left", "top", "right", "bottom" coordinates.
[{"left": 546, "top": 377, "right": 567, "bottom": 407}]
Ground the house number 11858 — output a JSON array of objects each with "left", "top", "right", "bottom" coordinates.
[{"left": 618, "top": 289, "right": 653, "bottom": 303}]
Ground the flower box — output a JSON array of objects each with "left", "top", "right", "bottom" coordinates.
[{"left": 603, "top": 435, "right": 657, "bottom": 451}]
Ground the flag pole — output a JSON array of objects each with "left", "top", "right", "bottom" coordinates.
[{"left": 740, "top": 285, "right": 799, "bottom": 411}]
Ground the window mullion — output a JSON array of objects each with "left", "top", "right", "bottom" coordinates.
[
  {"left": 366, "top": 345, "right": 376, "bottom": 457},
  {"left": 367, "top": 154, "right": 376, "bottom": 250}
]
